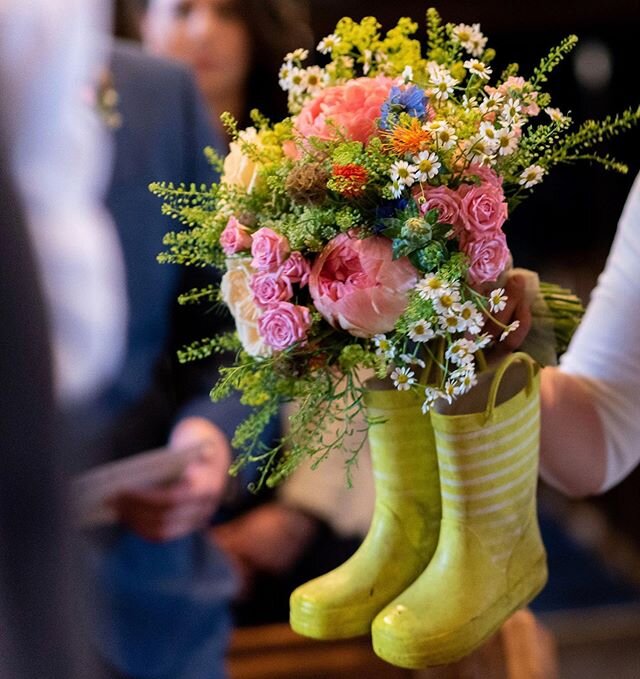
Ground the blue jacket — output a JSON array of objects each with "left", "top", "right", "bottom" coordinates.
[{"left": 91, "top": 42, "right": 242, "bottom": 679}]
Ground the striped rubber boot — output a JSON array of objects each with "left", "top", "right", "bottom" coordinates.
[
  {"left": 290, "top": 384, "right": 441, "bottom": 639},
  {"left": 372, "top": 354, "right": 547, "bottom": 667}
]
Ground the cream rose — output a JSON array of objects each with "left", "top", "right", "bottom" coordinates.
[
  {"left": 221, "top": 127, "right": 263, "bottom": 192},
  {"left": 220, "top": 258, "right": 271, "bottom": 357}
]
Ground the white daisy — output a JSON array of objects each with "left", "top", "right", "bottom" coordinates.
[
  {"left": 452, "top": 23, "right": 487, "bottom": 57},
  {"left": 416, "top": 275, "right": 445, "bottom": 300},
  {"left": 466, "top": 134, "right": 497, "bottom": 164},
  {"left": 302, "top": 66, "right": 327, "bottom": 93},
  {"left": 500, "top": 320, "right": 521, "bottom": 342},
  {"left": 432, "top": 125, "right": 458, "bottom": 151},
  {"left": 479, "top": 121, "right": 499, "bottom": 144},
  {"left": 408, "top": 319, "right": 436, "bottom": 343},
  {"left": 500, "top": 98, "right": 522, "bottom": 125},
  {"left": 452, "top": 367, "right": 478, "bottom": 395},
  {"left": 400, "top": 353, "right": 427, "bottom": 369},
  {"left": 422, "top": 386, "right": 443, "bottom": 413},
  {"left": 391, "top": 366, "right": 416, "bottom": 391},
  {"left": 427, "top": 65, "right": 459, "bottom": 101},
  {"left": 285, "top": 48, "right": 309, "bottom": 62},
  {"left": 414, "top": 151, "right": 441, "bottom": 181},
  {"left": 389, "top": 177, "right": 404, "bottom": 198},
  {"left": 479, "top": 91, "right": 505, "bottom": 114},
  {"left": 464, "top": 59, "right": 492, "bottom": 80},
  {"left": 545, "top": 106, "right": 568, "bottom": 124},
  {"left": 452, "top": 301, "right": 485, "bottom": 334},
  {"left": 373, "top": 334, "right": 396, "bottom": 358},
  {"left": 401, "top": 65, "right": 414, "bottom": 83},
  {"left": 442, "top": 381, "right": 456, "bottom": 403},
  {"left": 446, "top": 338, "right": 477, "bottom": 366},
  {"left": 495, "top": 127, "right": 519, "bottom": 156},
  {"left": 488, "top": 287, "right": 508, "bottom": 312},
  {"left": 475, "top": 333, "right": 493, "bottom": 349},
  {"left": 390, "top": 160, "right": 419, "bottom": 188},
  {"left": 438, "top": 312, "right": 466, "bottom": 334},
  {"left": 317, "top": 33, "right": 341, "bottom": 55},
  {"left": 433, "top": 288, "right": 461, "bottom": 315},
  {"left": 519, "top": 164, "right": 546, "bottom": 189}
]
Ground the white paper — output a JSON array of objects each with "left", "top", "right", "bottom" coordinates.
[{"left": 72, "top": 444, "right": 202, "bottom": 528}]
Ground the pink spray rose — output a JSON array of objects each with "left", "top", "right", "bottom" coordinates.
[
  {"left": 250, "top": 227, "right": 290, "bottom": 272},
  {"left": 295, "top": 75, "right": 394, "bottom": 145},
  {"left": 461, "top": 230, "right": 511, "bottom": 285},
  {"left": 220, "top": 216, "right": 252, "bottom": 255},
  {"left": 463, "top": 164, "right": 503, "bottom": 190},
  {"left": 309, "top": 232, "right": 418, "bottom": 338},
  {"left": 459, "top": 182, "right": 508, "bottom": 236},
  {"left": 416, "top": 185, "right": 462, "bottom": 228},
  {"left": 250, "top": 271, "right": 293, "bottom": 308},
  {"left": 258, "top": 301, "right": 312, "bottom": 351},
  {"left": 279, "top": 251, "right": 311, "bottom": 287}
]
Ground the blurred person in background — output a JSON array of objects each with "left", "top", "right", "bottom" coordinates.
[
  {"left": 123, "top": 0, "right": 374, "bottom": 627},
  {"left": 0, "top": 0, "right": 125, "bottom": 677}
]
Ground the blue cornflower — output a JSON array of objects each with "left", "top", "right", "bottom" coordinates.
[{"left": 380, "top": 85, "right": 428, "bottom": 130}]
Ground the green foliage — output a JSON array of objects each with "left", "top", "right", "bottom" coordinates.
[{"left": 530, "top": 35, "right": 578, "bottom": 87}]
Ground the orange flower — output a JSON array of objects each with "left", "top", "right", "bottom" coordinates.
[
  {"left": 384, "top": 118, "right": 432, "bottom": 156},
  {"left": 331, "top": 163, "right": 369, "bottom": 198}
]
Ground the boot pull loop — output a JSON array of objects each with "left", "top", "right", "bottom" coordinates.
[{"left": 484, "top": 352, "right": 535, "bottom": 422}]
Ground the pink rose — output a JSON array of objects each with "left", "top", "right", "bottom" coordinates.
[
  {"left": 250, "top": 271, "right": 293, "bottom": 308},
  {"left": 463, "top": 164, "right": 503, "bottom": 190},
  {"left": 220, "top": 216, "right": 252, "bottom": 255},
  {"left": 251, "top": 227, "right": 290, "bottom": 272},
  {"left": 461, "top": 230, "right": 511, "bottom": 285},
  {"left": 416, "top": 185, "right": 462, "bottom": 227},
  {"left": 258, "top": 301, "right": 312, "bottom": 351},
  {"left": 309, "top": 232, "right": 418, "bottom": 338},
  {"left": 280, "top": 251, "right": 311, "bottom": 287},
  {"left": 295, "top": 75, "right": 394, "bottom": 145},
  {"left": 459, "top": 182, "right": 508, "bottom": 236}
]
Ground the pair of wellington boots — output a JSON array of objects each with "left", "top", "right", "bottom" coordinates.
[{"left": 290, "top": 353, "right": 547, "bottom": 668}]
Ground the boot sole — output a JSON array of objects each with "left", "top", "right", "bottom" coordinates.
[
  {"left": 372, "top": 555, "right": 548, "bottom": 668},
  {"left": 290, "top": 597, "right": 376, "bottom": 640}
]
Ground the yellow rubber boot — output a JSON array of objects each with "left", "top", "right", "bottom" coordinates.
[
  {"left": 372, "top": 354, "right": 547, "bottom": 667},
  {"left": 290, "top": 384, "right": 441, "bottom": 639}
]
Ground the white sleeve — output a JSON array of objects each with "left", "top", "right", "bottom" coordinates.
[
  {"left": 542, "top": 173, "right": 640, "bottom": 491},
  {"left": 0, "top": 0, "right": 127, "bottom": 403}
]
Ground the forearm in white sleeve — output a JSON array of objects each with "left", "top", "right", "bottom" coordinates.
[{"left": 541, "top": 173, "right": 640, "bottom": 492}]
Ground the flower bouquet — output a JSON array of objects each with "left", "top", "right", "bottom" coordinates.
[{"left": 154, "top": 8, "right": 638, "bottom": 666}]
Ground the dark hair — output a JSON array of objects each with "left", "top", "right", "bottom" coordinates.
[{"left": 115, "top": 0, "right": 314, "bottom": 125}]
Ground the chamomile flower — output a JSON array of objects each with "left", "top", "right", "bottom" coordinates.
[
  {"left": 401, "top": 65, "right": 414, "bottom": 83},
  {"left": 317, "top": 33, "right": 340, "bottom": 54},
  {"left": 488, "top": 287, "right": 508, "bottom": 312},
  {"left": 446, "top": 338, "right": 477, "bottom": 366},
  {"left": 400, "top": 353, "right": 427, "bottom": 369},
  {"left": 500, "top": 320, "right": 521, "bottom": 341},
  {"left": 433, "top": 287, "right": 461, "bottom": 315},
  {"left": 439, "top": 312, "right": 466, "bottom": 334},
  {"left": 408, "top": 319, "right": 436, "bottom": 342},
  {"left": 391, "top": 366, "right": 416, "bottom": 391},
  {"left": 500, "top": 98, "right": 522, "bottom": 125},
  {"left": 373, "top": 334, "right": 395, "bottom": 358},
  {"left": 302, "top": 66, "right": 327, "bottom": 93},
  {"left": 519, "top": 164, "right": 546, "bottom": 188},
  {"left": 474, "top": 333, "right": 493, "bottom": 349},
  {"left": 427, "top": 65, "right": 459, "bottom": 101},
  {"left": 285, "top": 48, "right": 309, "bottom": 62},
  {"left": 362, "top": 49, "right": 373, "bottom": 75},
  {"left": 442, "top": 381, "right": 456, "bottom": 403},
  {"left": 464, "top": 59, "right": 492, "bottom": 80},
  {"left": 466, "top": 134, "right": 497, "bottom": 164},
  {"left": 432, "top": 125, "right": 458, "bottom": 150},
  {"left": 495, "top": 127, "right": 519, "bottom": 156},
  {"left": 479, "top": 91, "right": 505, "bottom": 114},
  {"left": 545, "top": 107, "right": 568, "bottom": 124},
  {"left": 390, "top": 177, "right": 404, "bottom": 198},
  {"left": 414, "top": 151, "right": 441, "bottom": 181},
  {"left": 452, "top": 23, "right": 487, "bottom": 57},
  {"left": 452, "top": 367, "right": 478, "bottom": 395},
  {"left": 422, "top": 386, "right": 443, "bottom": 413},
  {"left": 416, "top": 274, "right": 445, "bottom": 299},
  {"left": 453, "top": 301, "right": 485, "bottom": 334},
  {"left": 479, "top": 121, "right": 499, "bottom": 144},
  {"left": 390, "top": 160, "right": 419, "bottom": 188}
]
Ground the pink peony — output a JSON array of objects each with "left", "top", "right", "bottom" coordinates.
[
  {"left": 417, "top": 185, "right": 462, "bottom": 228},
  {"left": 309, "top": 232, "right": 418, "bottom": 338},
  {"left": 459, "top": 182, "right": 508, "bottom": 236},
  {"left": 220, "top": 216, "right": 252, "bottom": 255},
  {"left": 258, "top": 301, "right": 312, "bottom": 351},
  {"left": 250, "top": 271, "right": 293, "bottom": 308},
  {"left": 295, "top": 75, "right": 394, "bottom": 145},
  {"left": 250, "top": 227, "right": 290, "bottom": 272},
  {"left": 280, "top": 251, "right": 311, "bottom": 287},
  {"left": 461, "top": 230, "right": 511, "bottom": 285}
]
